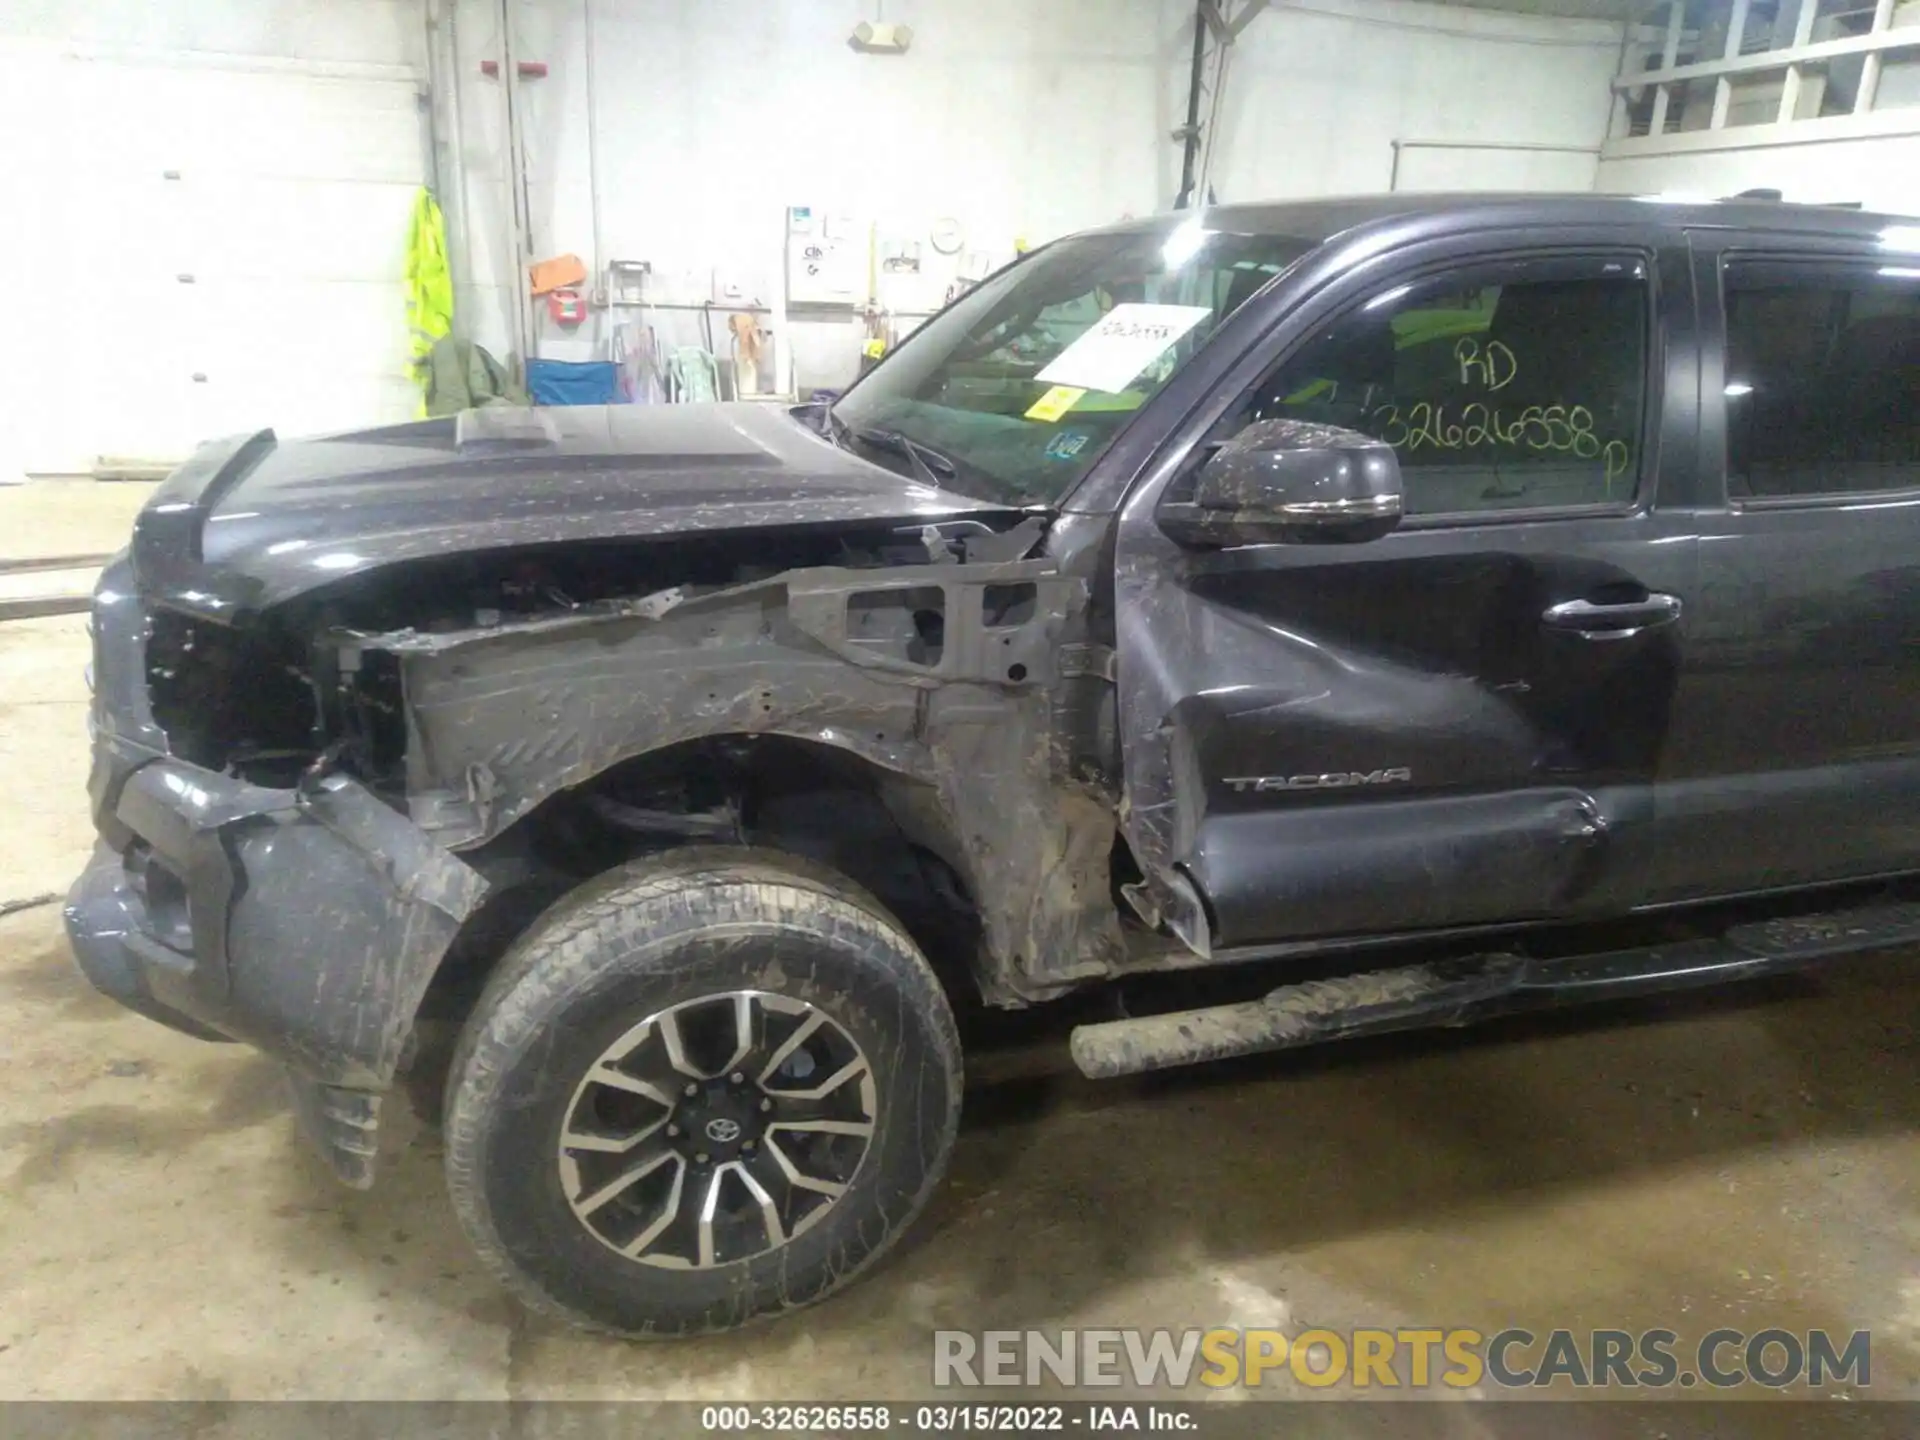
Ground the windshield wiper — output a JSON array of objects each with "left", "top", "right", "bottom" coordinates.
[
  {"left": 819, "top": 404, "right": 853, "bottom": 448},
  {"left": 850, "top": 426, "right": 956, "bottom": 490}
]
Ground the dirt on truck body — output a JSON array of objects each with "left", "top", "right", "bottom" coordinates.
[
  {"left": 82, "top": 404, "right": 1134, "bottom": 1125},
  {"left": 68, "top": 193, "right": 1920, "bottom": 1336}
]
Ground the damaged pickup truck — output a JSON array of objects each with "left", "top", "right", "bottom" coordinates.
[{"left": 70, "top": 194, "right": 1920, "bottom": 1336}]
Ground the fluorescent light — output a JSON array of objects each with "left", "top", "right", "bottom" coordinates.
[
  {"left": 1724, "top": 382, "right": 1754, "bottom": 397},
  {"left": 1879, "top": 225, "right": 1920, "bottom": 252},
  {"left": 1879, "top": 266, "right": 1920, "bottom": 279},
  {"left": 1161, "top": 216, "right": 1211, "bottom": 270}
]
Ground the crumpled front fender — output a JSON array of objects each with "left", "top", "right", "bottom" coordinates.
[{"left": 67, "top": 761, "right": 488, "bottom": 1185}]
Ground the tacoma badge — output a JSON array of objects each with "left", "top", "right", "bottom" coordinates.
[{"left": 1223, "top": 768, "right": 1413, "bottom": 793}]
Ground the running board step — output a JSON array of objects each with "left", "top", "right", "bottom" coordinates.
[{"left": 1069, "top": 898, "right": 1920, "bottom": 1079}]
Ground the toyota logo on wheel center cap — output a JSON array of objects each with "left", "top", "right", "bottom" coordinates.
[{"left": 704, "top": 1117, "right": 743, "bottom": 1143}]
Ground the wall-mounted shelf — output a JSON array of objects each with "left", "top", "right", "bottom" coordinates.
[{"left": 608, "top": 300, "right": 773, "bottom": 315}]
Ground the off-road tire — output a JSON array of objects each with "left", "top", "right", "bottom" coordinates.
[{"left": 443, "top": 846, "right": 963, "bottom": 1337}]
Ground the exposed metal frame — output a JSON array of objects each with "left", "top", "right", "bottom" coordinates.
[{"left": 1608, "top": 0, "right": 1920, "bottom": 157}]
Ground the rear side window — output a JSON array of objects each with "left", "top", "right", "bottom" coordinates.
[
  {"left": 1725, "top": 260, "right": 1920, "bottom": 500},
  {"left": 1241, "top": 256, "right": 1650, "bottom": 518}
]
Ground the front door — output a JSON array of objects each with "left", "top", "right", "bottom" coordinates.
[{"left": 1114, "top": 240, "right": 1704, "bottom": 952}]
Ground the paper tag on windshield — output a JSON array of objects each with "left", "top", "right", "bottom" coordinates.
[
  {"left": 1036, "top": 303, "right": 1212, "bottom": 393},
  {"left": 1024, "top": 385, "right": 1086, "bottom": 422}
]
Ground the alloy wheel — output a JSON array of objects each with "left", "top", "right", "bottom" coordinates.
[{"left": 556, "top": 990, "right": 876, "bottom": 1269}]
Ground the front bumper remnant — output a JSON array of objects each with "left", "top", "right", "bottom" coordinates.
[{"left": 65, "top": 759, "right": 487, "bottom": 1187}]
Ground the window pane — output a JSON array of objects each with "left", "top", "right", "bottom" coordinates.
[
  {"left": 1249, "top": 268, "right": 1648, "bottom": 517},
  {"left": 1725, "top": 265, "right": 1920, "bottom": 499},
  {"left": 1876, "top": 54, "right": 1920, "bottom": 113}
]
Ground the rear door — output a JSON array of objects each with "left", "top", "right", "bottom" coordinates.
[
  {"left": 1665, "top": 236, "right": 1920, "bottom": 899},
  {"left": 1112, "top": 228, "right": 1707, "bottom": 952}
]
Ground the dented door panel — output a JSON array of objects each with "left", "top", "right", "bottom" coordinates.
[
  {"left": 1122, "top": 520, "right": 1697, "bottom": 949},
  {"left": 1109, "top": 227, "right": 1705, "bottom": 952}
]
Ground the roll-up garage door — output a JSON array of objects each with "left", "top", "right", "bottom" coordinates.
[{"left": 3, "top": 43, "right": 425, "bottom": 474}]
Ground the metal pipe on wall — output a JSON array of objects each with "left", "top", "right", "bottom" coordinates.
[
  {"left": 1175, "top": 1, "right": 1270, "bottom": 210},
  {"left": 418, "top": 0, "right": 443, "bottom": 198},
  {"left": 1195, "top": 23, "right": 1233, "bottom": 203},
  {"left": 1174, "top": 0, "right": 1207, "bottom": 210},
  {"left": 422, "top": 0, "right": 472, "bottom": 336},
  {"left": 498, "top": 0, "right": 536, "bottom": 369},
  {"left": 584, "top": 0, "right": 607, "bottom": 354}
]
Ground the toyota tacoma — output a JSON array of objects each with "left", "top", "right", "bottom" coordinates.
[{"left": 68, "top": 194, "right": 1920, "bottom": 1335}]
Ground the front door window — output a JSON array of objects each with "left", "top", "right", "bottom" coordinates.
[{"left": 1241, "top": 258, "right": 1652, "bottom": 516}]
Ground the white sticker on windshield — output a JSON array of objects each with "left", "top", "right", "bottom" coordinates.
[{"left": 1036, "top": 303, "right": 1213, "bottom": 393}]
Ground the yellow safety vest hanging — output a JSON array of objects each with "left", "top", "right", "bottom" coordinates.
[{"left": 405, "top": 188, "right": 455, "bottom": 417}]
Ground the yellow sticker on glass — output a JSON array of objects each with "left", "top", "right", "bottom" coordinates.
[{"left": 1025, "top": 385, "right": 1086, "bottom": 423}]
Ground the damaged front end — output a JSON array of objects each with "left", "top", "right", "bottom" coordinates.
[
  {"left": 70, "top": 563, "right": 488, "bottom": 1185},
  {"left": 69, "top": 420, "right": 1129, "bottom": 1187}
]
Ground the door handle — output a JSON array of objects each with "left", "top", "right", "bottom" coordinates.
[{"left": 1541, "top": 593, "right": 1682, "bottom": 641}]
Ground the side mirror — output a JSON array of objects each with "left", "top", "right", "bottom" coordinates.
[{"left": 1157, "top": 419, "right": 1404, "bottom": 548}]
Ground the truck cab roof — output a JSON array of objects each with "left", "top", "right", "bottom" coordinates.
[{"left": 1086, "top": 190, "right": 1918, "bottom": 248}]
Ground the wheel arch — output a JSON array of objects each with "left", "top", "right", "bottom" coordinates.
[{"left": 425, "top": 731, "right": 993, "bottom": 1028}]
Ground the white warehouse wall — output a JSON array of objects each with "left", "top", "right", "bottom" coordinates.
[
  {"left": 0, "top": 0, "right": 420, "bottom": 58},
  {"left": 1186, "top": 0, "right": 1625, "bottom": 203},
  {"left": 0, "top": 0, "right": 428, "bottom": 471},
  {"left": 3, "top": 0, "right": 1640, "bottom": 461},
  {"left": 1594, "top": 134, "right": 1920, "bottom": 215},
  {"left": 442, "top": 0, "right": 1177, "bottom": 391},
  {"left": 448, "top": 0, "right": 1627, "bottom": 390}
]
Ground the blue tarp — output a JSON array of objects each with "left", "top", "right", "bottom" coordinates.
[{"left": 526, "top": 358, "right": 621, "bottom": 407}]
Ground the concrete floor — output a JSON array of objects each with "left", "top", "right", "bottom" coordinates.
[{"left": 0, "top": 482, "right": 1915, "bottom": 1413}]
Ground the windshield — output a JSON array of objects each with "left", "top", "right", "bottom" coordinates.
[{"left": 828, "top": 219, "right": 1321, "bottom": 505}]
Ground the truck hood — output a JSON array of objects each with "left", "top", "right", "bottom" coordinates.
[{"left": 129, "top": 404, "right": 1024, "bottom": 619}]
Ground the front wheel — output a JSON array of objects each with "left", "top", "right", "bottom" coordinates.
[{"left": 443, "top": 848, "right": 963, "bottom": 1337}]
